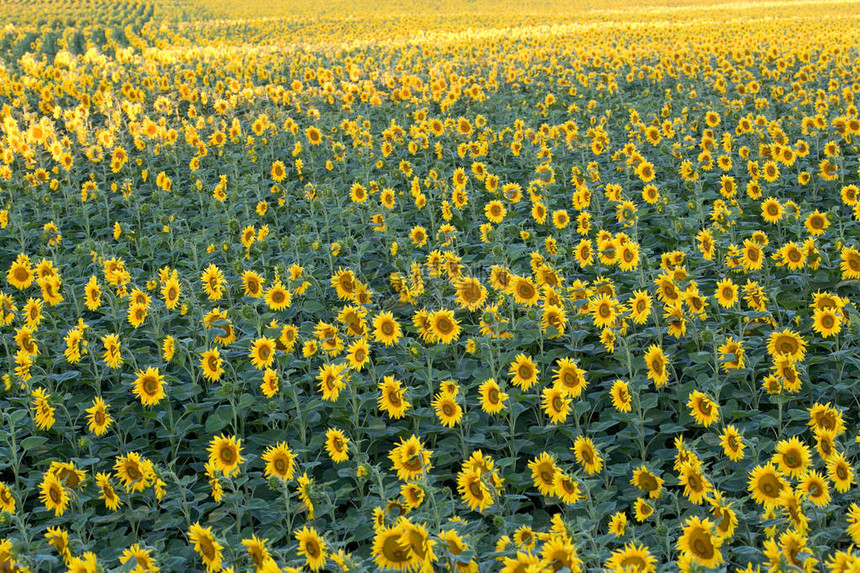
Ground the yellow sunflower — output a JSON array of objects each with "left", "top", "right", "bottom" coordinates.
[
  {"left": 295, "top": 526, "right": 327, "bottom": 571},
  {"left": 188, "top": 522, "right": 223, "bottom": 572},
  {"left": 200, "top": 348, "right": 224, "bottom": 382},
  {"left": 132, "top": 367, "right": 166, "bottom": 407},
  {"left": 428, "top": 309, "right": 461, "bottom": 344},
  {"left": 248, "top": 336, "right": 277, "bottom": 370},
  {"left": 478, "top": 379, "right": 508, "bottom": 414},
  {"left": 687, "top": 391, "right": 720, "bottom": 427},
  {"left": 528, "top": 452, "right": 558, "bottom": 496},
  {"left": 207, "top": 434, "right": 245, "bottom": 476},
  {"left": 262, "top": 442, "right": 297, "bottom": 481},
  {"left": 604, "top": 543, "right": 657, "bottom": 573},
  {"left": 630, "top": 466, "right": 663, "bottom": 499},
  {"left": 677, "top": 516, "right": 723, "bottom": 568},
  {"left": 39, "top": 472, "right": 69, "bottom": 517},
  {"left": 552, "top": 357, "right": 588, "bottom": 398},
  {"left": 644, "top": 344, "right": 670, "bottom": 387},
  {"left": 373, "top": 311, "right": 402, "bottom": 346},
  {"left": 509, "top": 353, "right": 539, "bottom": 390},
  {"left": 572, "top": 436, "right": 603, "bottom": 475},
  {"left": 748, "top": 463, "right": 787, "bottom": 507}
]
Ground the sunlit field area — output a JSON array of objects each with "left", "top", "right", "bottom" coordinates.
[{"left": 2, "top": 0, "right": 860, "bottom": 570}]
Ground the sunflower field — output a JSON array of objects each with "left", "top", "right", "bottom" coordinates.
[{"left": 2, "top": 0, "right": 860, "bottom": 571}]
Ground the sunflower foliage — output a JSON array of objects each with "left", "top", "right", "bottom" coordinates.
[{"left": 2, "top": 0, "right": 860, "bottom": 572}]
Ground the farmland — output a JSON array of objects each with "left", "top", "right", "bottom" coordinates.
[{"left": 2, "top": 0, "right": 860, "bottom": 571}]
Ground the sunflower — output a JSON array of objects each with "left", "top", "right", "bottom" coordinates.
[
  {"left": 457, "top": 468, "right": 493, "bottom": 512},
  {"left": 762, "top": 160, "right": 780, "bottom": 182},
  {"left": 431, "top": 391, "right": 463, "bottom": 428},
  {"left": 713, "top": 278, "right": 738, "bottom": 308},
  {"left": 605, "top": 543, "right": 657, "bottom": 573},
  {"left": 262, "top": 442, "right": 297, "bottom": 481},
  {"left": 678, "top": 462, "right": 711, "bottom": 505},
  {"left": 401, "top": 483, "right": 425, "bottom": 510},
  {"left": 644, "top": 344, "right": 670, "bottom": 387},
  {"left": 200, "top": 348, "right": 224, "bottom": 382},
  {"left": 552, "top": 357, "right": 588, "bottom": 398},
  {"left": 40, "top": 472, "right": 69, "bottom": 517},
  {"left": 719, "top": 425, "right": 745, "bottom": 462},
  {"left": 760, "top": 197, "right": 784, "bottom": 223},
  {"left": 0, "top": 482, "right": 14, "bottom": 514},
  {"left": 248, "top": 336, "right": 276, "bottom": 370},
  {"left": 589, "top": 293, "right": 618, "bottom": 328},
  {"left": 208, "top": 434, "right": 245, "bottom": 476},
  {"left": 478, "top": 379, "right": 508, "bottom": 414},
  {"left": 270, "top": 160, "right": 286, "bottom": 182},
  {"left": 767, "top": 329, "right": 807, "bottom": 362},
  {"left": 572, "top": 436, "right": 603, "bottom": 474},
  {"left": 804, "top": 210, "right": 829, "bottom": 236},
  {"left": 345, "top": 338, "right": 370, "bottom": 371},
  {"left": 294, "top": 526, "right": 327, "bottom": 571},
  {"left": 551, "top": 209, "right": 570, "bottom": 229},
  {"left": 484, "top": 200, "right": 506, "bottom": 224},
  {"left": 409, "top": 225, "right": 427, "bottom": 247},
  {"left": 378, "top": 376, "right": 411, "bottom": 419},
  {"left": 772, "top": 436, "right": 811, "bottom": 478},
  {"left": 455, "top": 277, "right": 487, "bottom": 311},
  {"left": 812, "top": 307, "right": 841, "bottom": 338},
  {"left": 631, "top": 466, "right": 664, "bottom": 499},
  {"left": 6, "top": 254, "right": 34, "bottom": 289},
  {"left": 677, "top": 516, "right": 723, "bottom": 568},
  {"left": 574, "top": 239, "right": 594, "bottom": 267},
  {"left": 840, "top": 247, "right": 860, "bottom": 279},
  {"left": 528, "top": 452, "right": 558, "bottom": 496},
  {"left": 44, "top": 526, "right": 70, "bottom": 562},
  {"left": 119, "top": 544, "right": 157, "bottom": 572},
  {"left": 553, "top": 473, "right": 582, "bottom": 505},
  {"left": 155, "top": 337, "right": 173, "bottom": 366},
  {"left": 827, "top": 451, "right": 855, "bottom": 493},
  {"left": 696, "top": 229, "right": 715, "bottom": 260},
  {"left": 848, "top": 504, "right": 860, "bottom": 544},
  {"left": 717, "top": 337, "right": 745, "bottom": 371},
  {"left": 509, "top": 276, "right": 540, "bottom": 306},
  {"left": 748, "top": 463, "right": 786, "bottom": 507},
  {"left": 509, "top": 353, "right": 539, "bottom": 390},
  {"left": 541, "top": 386, "right": 571, "bottom": 424},
  {"left": 200, "top": 264, "right": 225, "bottom": 301},
  {"left": 314, "top": 362, "right": 344, "bottom": 401},
  {"left": 241, "top": 270, "right": 264, "bottom": 298},
  {"left": 428, "top": 309, "right": 460, "bottom": 344},
  {"left": 132, "top": 367, "right": 166, "bottom": 407},
  {"left": 188, "top": 523, "right": 224, "bottom": 572},
  {"left": 389, "top": 435, "right": 432, "bottom": 481},
  {"left": 380, "top": 188, "right": 396, "bottom": 209},
  {"left": 540, "top": 536, "right": 581, "bottom": 572},
  {"left": 608, "top": 512, "right": 627, "bottom": 537},
  {"left": 687, "top": 391, "right": 720, "bottom": 427},
  {"left": 324, "top": 428, "right": 350, "bottom": 463},
  {"left": 628, "top": 290, "right": 651, "bottom": 324},
  {"left": 337, "top": 305, "right": 367, "bottom": 336},
  {"left": 633, "top": 498, "right": 654, "bottom": 522},
  {"left": 372, "top": 526, "right": 417, "bottom": 571},
  {"left": 264, "top": 279, "right": 292, "bottom": 311},
  {"left": 610, "top": 379, "right": 632, "bottom": 413},
  {"left": 512, "top": 526, "right": 537, "bottom": 551},
  {"left": 101, "top": 333, "right": 123, "bottom": 369},
  {"left": 815, "top": 429, "right": 838, "bottom": 462},
  {"left": 807, "top": 402, "right": 846, "bottom": 435},
  {"left": 618, "top": 242, "right": 641, "bottom": 271},
  {"left": 373, "top": 311, "right": 402, "bottom": 346},
  {"left": 397, "top": 518, "right": 437, "bottom": 569}
]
